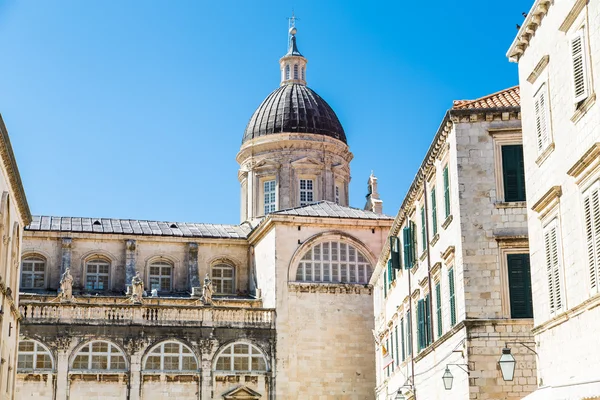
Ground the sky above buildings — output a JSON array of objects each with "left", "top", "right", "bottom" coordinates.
[{"left": 0, "top": 0, "right": 531, "bottom": 224}]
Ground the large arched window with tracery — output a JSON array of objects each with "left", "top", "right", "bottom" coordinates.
[
  {"left": 144, "top": 341, "right": 198, "bottom": 372},
  {"left": 72, "top": 341, "right": 127, "bottom": 371},
  {"left": 214, "top": 342, "right": 267, "bottom": 373},
  {"left": 17, "top": 339, "right": 53, "bottom": 371},
  {"left": 295, "top": 241, "right": 372, "bottom": 283}
]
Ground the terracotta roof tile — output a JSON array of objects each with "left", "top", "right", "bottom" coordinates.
[{"left": 452, "top": 86, "right": 520, "bottom": 110}]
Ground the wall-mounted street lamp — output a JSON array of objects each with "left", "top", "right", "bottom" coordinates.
[
  {"left": 498, "top": 342, "right": 537, "bottom": 381},
  {"left": 442, "top": 364, "right": 470, "bottom": 390},
  {"left": 387, "top": 383, "right": 414, "bottom": 400}
]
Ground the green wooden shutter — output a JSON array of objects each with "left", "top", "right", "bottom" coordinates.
[
  {"left": 425, "top": 294, "right": 432, "bottom": 346},
  {"left": 443, "top": 166, "right": 451, "bottom": 218},
  {"left": 390, "top": 236, "right": 401, "bottom": 270},
  {"left": 431, "top": 188, "right": 437, "bottom": 235},
  {"left": 403, "top": 225, "right": 414, "bottom": 269},
  {"left": 387, "top": 259, "right": 393, "bottom": 288},
  {"left": 406, "top": 311, "right": 412, "bottom": 356},
  {"left": 394, "top": 325, "right": 399, "bottom": 366},
  {"left": 400, "top": 318, "right": 405, "bottom": 361},
  {"left": 421, "top": 207, "right": 426, "bottom": 251},
  {"left": 383, "top": 269, "right": 387, "bottom": 298},
  {"left": 507, "top": 254, "right": 533, "bottom": 318},
  {"left": 410, "top": 221, "right": 417, "bottom": 264},
  {"left": 417, "top": 299, "right": 425, "bottom": 351},
  {"left": 436, "top": 282, "right": 442, "bottom": 338},
  {"left": 449, "top": 269, "right": 456, "bottom": 326},
  {"left": 390, "top": 330, "right": 395, "bottom": 372},
  {"left": 502, "top": 145, "right": 526, "bottom": 202}
]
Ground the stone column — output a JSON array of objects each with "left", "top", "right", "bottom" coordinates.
[
  {"left": 128, "top": 352, "right": 142, "bottom": 400},
  {"left": 55, "top": 341, "right": 71, "bottom": 400},
  {"left": 60, "top": 238, "right": 72, "bottom": 276},
  {"left": 125, "top": 239, "right": 137, "bottom": 287},
  {"left": 188, "top": 243, "right": 200, "bottom": 291}
]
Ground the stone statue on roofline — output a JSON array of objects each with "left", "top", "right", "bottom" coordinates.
[
  {"left": 130, "top": 271, "right": 144, "bottom": 304},
  {"left": 202, "top": 274, "right": 213, "bottom": 305},
  {"left": 59, "top": 268, "right": 73, "bottom": 301}
]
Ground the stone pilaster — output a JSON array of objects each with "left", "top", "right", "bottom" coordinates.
[
  {"left": 125, "top": 239, "right": 137, "bottom": 286},
  {"left": 54, "top": 340, "right": 71, "bottom": 400},
  {"left": 60, "top": 238, "right": 72, "bottom": 276},
  {"left": 128, "top": 352, "right": 142, "bottom": 400},
  {"left": 188, "top": 242, "right": 200, "bottom": 290}
]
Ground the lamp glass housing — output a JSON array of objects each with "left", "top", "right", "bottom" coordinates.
[
  {"left": 498, "top": 347, "right": 516, "bottom": 381},
  {"left": 442, "top": 367, "right": 454, "bottom": 390}
]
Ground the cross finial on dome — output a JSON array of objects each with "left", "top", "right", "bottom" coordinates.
[{"left": 280, "top": 11, "right": 307, "bottom": 86}]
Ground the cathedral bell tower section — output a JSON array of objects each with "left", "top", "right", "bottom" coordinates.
[{"left": 237, "top": 25, "right": 353, "bottom": 222}]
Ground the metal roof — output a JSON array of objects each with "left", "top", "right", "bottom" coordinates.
[
  {"left": 272, "top": 201, "right": 393, "bottom": 220},
  {"left": 26, "top": 216, "right": 252, "bottom": 239}
]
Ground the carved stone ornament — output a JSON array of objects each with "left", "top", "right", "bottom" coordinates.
[
  {"left": 54, "top": 336, "right": 72, "bottom": 351},
  {"left": 123, "top": 337, "right": 145, "bottom": 354},
  {"left": 126, "top": 239, "right": 136, "bottom": 251},
  {"left": 59, "top": 268, "right": 74, "bottom": 301},
  {"left": 201, "top": 274, "right": 213, "bottom": 305},
  {"left": 130, "top": 272, "right": 144, "bottom": 304}
]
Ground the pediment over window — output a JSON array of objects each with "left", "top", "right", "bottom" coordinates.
[
  {"left": 253, "top": 159, "right": 281, "bottom": 171},
  {"left": 290, "top": 156, "right": 323, "bottom": 168},
  {"left": 222, "top": 385, "right": 262, "bottom": 399}
]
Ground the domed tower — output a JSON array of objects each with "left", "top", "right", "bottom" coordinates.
[{"left": 237, "top": 26, "right": 353, "bottom": 222}]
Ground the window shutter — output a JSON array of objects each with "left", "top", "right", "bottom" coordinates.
[
  {"left": 502, "top": 145, "right": 526, "bottom": 202},
  {"left": 400, "top": 318, "right": 405, "bottom": 361},
  {"left": 390, "top": 236, "right": 401, "bottom": 270},
  {"left": 544, "top": 220, "right": 562, "bottom": 313},
  {"left": 443, "top": 166, "right": 451, "bottom": 218},
  {"left": 403, "top": 226, "right": 414, "bottom": 269},
  {"left": 406, "top": 311, "right": 412, "bottom": 356},
  {"left": 583, "top": 185, "right": 600, "bottom": 293},
  {"left": 394, "top": 325, "right": 400, "bottom": 366},
  {"left": 534, "top": 85, "right": 549, "bottom": 152},
  {"left": 507, "top": 254, "right": 533, "bottom": 318},
  {"left": 383, "top": 270, "right": 388, "bottom": 298},
  {"left": 431, "top": 188, "right": 437, "bottom": 235},
  {"left": 571, "top": 30, "right": 589, "bottom": 103},
  {"left": 421, "top": 207, "right": 427, "bottom": 251},
  {"left": 387, "top": 260, "right": 394, "bottom": 288},
  {"left": 410, "top": 221, "right": 417, "bottom": 264},
  {"left": 417, "top": 299, "right": 425, "bottom": 351},
  {"left": 425, "top": 294, "right": 432, "bottom": 346},
  {"left": 436, "top": 282, "right": 442, "bottom": 338},
  {"left": 389, "top": 330, "right": 394, "bottom": 372},
  {"left": 449, "top": 269, "right": 456, "bottom": 326}
]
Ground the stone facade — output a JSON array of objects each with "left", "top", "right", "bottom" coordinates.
[
  {"left": 0, "top": 116, "right": 31, "bottom": 400},
  {"left": 371, "top": 88, "right": 537, "bottom": 400},
  {"left": 508, "top": 0, "right": 600, "bottom": 397}
]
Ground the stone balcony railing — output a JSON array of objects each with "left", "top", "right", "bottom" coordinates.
[{"left": 18, "top": 301, "right": 276, "bottom": 329}]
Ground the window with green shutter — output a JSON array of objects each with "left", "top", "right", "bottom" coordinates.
[
  {"left": 501, "top": 145, "right": 526, "bottom": 202},
  {"left": 406, "top": 310, "right": 412, "bottom": 356},
  {"left": 425, "top": 294, "right": 432, "bottom": 346},
  {"left": 387, "top": 259, "right": 394, "bottom": 288},
  {"left": 436, "top": 282, "right": 443, "bottom": 338},
  {"left": 507, "top": 254, "right": 533, "bottom": 318},
  {"left": 400, "top": 318, "right": 405, "bottom": 361},
  {"left": 403, "top": 223, "right": 416, "bottom": 269},
  {"left": 421, "top": 207, "right": 426, "bottom": 252},
  {"left": 449, "top": 268, "right": 456, "bottom": 326},
  {"left": 383, "top": 269, "right": 387, "bottom": 298},
  {"left": 390, "top": 331, "right": 395, "bottom": 372},
  {"left": 443, "top": 165, "right": 451, "bottom": 218},
  {"left": 394, "top": 325, "right": 399, "bottom": 366},
  {"left": 417, "top": 299, "right": 425, "bottom": 351},
  {"left": 390, "top": 236, "right": 401, "bottom": 270},
  {"left": 431, "top": 188, "right": 437, "bottom": 235}
]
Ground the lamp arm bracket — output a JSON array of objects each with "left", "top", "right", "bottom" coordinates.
[
  {"left": 504, "top": 341, "right": 538, "bottom": 355},
  {"left": 447, "top": 363, "right": 470, "bottom": 375}
]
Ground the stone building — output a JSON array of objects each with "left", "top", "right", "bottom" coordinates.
[
  {"left": 15, "top": 26, "right": 393, "bottom": 399},
  {"left": 0, "top": 117, "right": 31, "bottom": 400},
  {"left": 508, "top": 0, "right": 600, "bottom": 398},
  {"left": 371, "top": 87, "right": 538, "bottom": 400}
]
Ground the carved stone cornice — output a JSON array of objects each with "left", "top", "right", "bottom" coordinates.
[
  {"left": 507, "top": 0, "right": 552, "bottom": 62},
  {"left": 531, "top": 186, "right": 562, "bottom": 215},
  {"left": 287, "top": 282, "right": 372, "bottom": 295},
  {"left": 567, "top": 143, "right": 600, "bottom": 185}
]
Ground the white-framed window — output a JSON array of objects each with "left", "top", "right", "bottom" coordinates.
[
  {"left": 583, "top": 181, "right": 600, "bottom": 294},
  {"left": 17, "top": 340, "right": 53, "bottom": 371},
  {"left": 301, "top": 66, "right": 305, "bottom": 81},
  {"left": 571, "top": 28, "right": 590, "bottom": 104},
  {"left": 285, "top": 65, "right": 290, "bottom": 80},
  {"left": 214, "top": 343, "right": 267, "bottom": 372},
  {"left": 544, "top": 219, "right": 564, "bottom": 314},
  {"left": 293, "top": 64, "right": 299, "bottom": 79},
  {"left": 72, "top": 341, "right": 127, "bottom": 371},
  {"left": 295, "top": 241, "right": 372, "bottom": 284},
  {"left": 264, "top": 180, "right": 276, "bottom": 215},
  {"left": 335, "top": 186, "right": 340, "bottom": 205},
  {"left": 85, "top": 259, "right": 109, "bottom": 291},
  {"left": 149, "top": 261, "right": 172, "bottom": 292},
  {"left": 533, "top": 83, "right": 551, "bottom": 152},
  {"left": 144, "top": 341, "right": 198, "bottom": 372},
  {"left": 20, "top": 256, "right": 45, "bottom": 289},
  {"left": 300, "top": 179, "right": 314, "bottom": 206},
  {"left": 212, "top": 264, "right": 234, "bottom": 294}
]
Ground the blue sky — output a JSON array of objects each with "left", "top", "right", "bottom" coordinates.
[{"left": 0, "top": 0, "right": 531, "bottom": 225}]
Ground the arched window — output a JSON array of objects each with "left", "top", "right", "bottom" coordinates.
[
  {"left": 215, "top": 343, "right": 267, "bottom": 372},
  {"left": 301, "top": 66, "right": 305, "bottom": 81},
  {"left": 295, "top": 241, "right": 372, "bottom": 283},
  {"left": 211, "top": 264, "right": 235, "bottom": 294},
  {"left": 144, "top": 341, "right": 198, "bottom": 372},
  {"left": 72, "top": 341, "right": 126, "bottom": 371},
  {"left": 85, "top": 258, "right": 110, "bottom": 291},
  {"left": 17, "top": 340, "right": 53, "bottom": 371},
  {"left": 149, "top": 260, "right": 173, "bottom": 292},
  {"left": 21, "top": 256, "right": 45, "bottom": 289},
  {"left": 285, "top": 65, "right": 290, "bottom": 80},
  {"left": 293, "top": 64, "right": 299, "bottom": 79}
]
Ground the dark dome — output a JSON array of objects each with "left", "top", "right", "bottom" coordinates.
[{"left": 242, "top": 84, "right": 347, "bottom": 144}]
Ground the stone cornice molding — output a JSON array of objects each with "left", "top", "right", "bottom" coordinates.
[
  {"left": 531, "top": 185, "right": 562, "bottom": 214},
  {"left": 287, "top": 282, "right": 372, "bottom": 295},
  {"left": 507, "top": 0, "right": 553, "bottom": 62},
  {"left": 0, "top": 115, "right": 31, "bottom": 225},
  {"left": 567, "top": 142, "right": 600, "bottom": 185},
  {"left": 527, "top": 55, "right": 550, "bottom": 84}
]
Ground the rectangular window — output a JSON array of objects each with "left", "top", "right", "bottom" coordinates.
[
  {"left": 394, "top": 325, "right": 399, "bottom": 367},
  {"left": 403, "top": 222, "right": 416, "bottom": 269},
  {"left": 583, "top": 182, "right": 600, "bottom": 294},
  {"left": 544, "top": 219, "right": 563, "bottom": 314},
  {"left": 299, "top": 179, "right": 314, "bottom": 206},
  {"left": 421, "top": 206, "right": 427, "bottom": 252},
  {"left": 149, "top": 264, "right": 172, "bottom": 292},
  {"left": 502, "top": 145, "right": 526, "bottom": 202},
  {"left": 389, "top": 331, "right": 394, "bottom": 372},
  {"left": 386, "top": 338, "right": 390, "bottom": 377},
  {"left": 431, "top": 187, "right": 438, "bottom": 236},
  {"left": 86, "top": 262, "right": 109, "bottom": 291},
  {"left": 417, "top": 297, "right": 431, "bottom": 351},
  {"left": 443, "top": 165, "right": 451, "bottom": 218},
  {"left": 449, "top": 268, "right": 457, "bottom": 326},
  {"left": 335, "top": 186, "right": 340, "bottom": 205},
  {"left": 534, "top": 83, "right": 550, "bottom": 152},
  {"left": 21, "top": 259, "right": 45, "bottom": 289},
  {"left": 436, "top": 282, "right": 443, "bottom": 338},
  {"left": 383, "top": 270, "right": 387, "bottom": 298},
  {"left": 406, "top": 310, "right": 412, "bottom": 356},
  {"left": 400, "top": 318, "right": 405, "bottom": 361},
  {"left": 507, "top": 254, "right": 533, "bottom": 318},
  {"left": 263, "top": 180, "right": 276, "bottom": 215},
  {"left": 571, "top": 28, "right": 589, "bottom": 104}
]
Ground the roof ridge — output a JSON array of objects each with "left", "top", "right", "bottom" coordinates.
[{"left": 452, "top": 85, "right": 520, "bottom": 109}]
